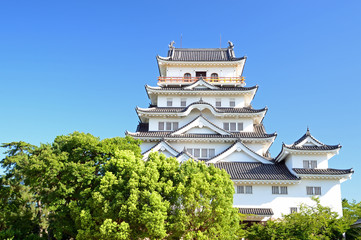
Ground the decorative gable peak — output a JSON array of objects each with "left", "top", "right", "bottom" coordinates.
[
  {"left": 176, "top": 148, "right": 197, "bottom": 163},
  {"left": 142, "top": 141, "right": 179, "bottom": 161},
  {"left": 171, "top": 115, "right": 231, "bottom": 136},
  {"left": 275, "top": 128, "right": 342, "bottom": 162},
  {"left": 289, "top": 128, "right": 341, "bottom": 149},
  {"left": 207, "top": 141, "right": 273, "bottom": 164},
  {"left": 184, "top": 77, "right": 220, "bottom": 90}
]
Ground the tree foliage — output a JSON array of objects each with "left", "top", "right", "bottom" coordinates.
[
  {"left": 246, "top": 198, "right": 350, "bottom": 240},
  {"left": 343, "top": 199, "right": 361, "bottom": 239},
  {"left": 0, "top": 132, "right": 241, "bottom": 239}
]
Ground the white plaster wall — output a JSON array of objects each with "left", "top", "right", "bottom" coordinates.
[
  {"left": 286, "top": 154, "right": 329, "bottom": 169},
  {"left": 166, "top": 66, "right": 239, "bottom": 78},
  {"left": 233, "top": 179, "right": 343, "bottom": 219},
  {"left": 140, "top": 142, "right": 157, "bottom": 153},
  {"left": 185, "top": 127, "right": 217, "bottom": 134},
  {"left": 148, "top": 115, "right": 254, "bottom": 132},
  {"left": 157, "top": 95, "right": 245, "bottom": 108},
  {"left": 156, "top": 149, "right": 174, "bottom": 158},
  {"left": 246, "top": 143, "right": 268, "bottom": 156},
  {"left": 222, "top": 151, "right": 259, "bottom": 162}
]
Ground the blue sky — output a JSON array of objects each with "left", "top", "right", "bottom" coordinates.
[{"left": 0, "top": 1, "right": 360, "bottom": 201}]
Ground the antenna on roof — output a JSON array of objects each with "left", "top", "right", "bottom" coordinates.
[
  {"left": 220, "top": 34, "right": 222, "bottom": 48},
  {"left": 180, "top": 33, "right": 182, "bottom": 48}
]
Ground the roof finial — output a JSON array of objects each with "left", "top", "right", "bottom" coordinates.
[
  {"left": 169, "top": 41, "right": 175, "bottom": 49},
  {"left": 228, "top": 41, "right": 234, "bottom": 49},
  {"left": 306, "top": 126, "right": 310, "bottom": 135}
]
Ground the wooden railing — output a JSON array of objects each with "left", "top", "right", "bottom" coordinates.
[{"left": 157, "top": 76, "right": 245, "bottom": 84}]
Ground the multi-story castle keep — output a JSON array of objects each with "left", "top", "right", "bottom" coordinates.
[{"left": 126, "top": 41, "right": 353, "bottom": 221}]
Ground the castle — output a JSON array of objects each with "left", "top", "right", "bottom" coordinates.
[{"left": 126, "top": 41, "right": 353, "bottom": 221}]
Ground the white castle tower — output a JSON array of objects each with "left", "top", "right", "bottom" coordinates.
[{"left": 126, "top": 41, "right": 353, "bottom": 221}]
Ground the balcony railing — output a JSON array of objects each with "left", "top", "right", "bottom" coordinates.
[{"left": 157, "top": 76, "right": 245, "bottom": 85}]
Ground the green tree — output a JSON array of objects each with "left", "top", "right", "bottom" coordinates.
[
  {"left": 74, "top": 152, "right": 242, "bottom": 239},
  {"left": 246, "top": 198, "right": 349, "bottom": 240},
  {"left": 1, "top": 132, "right": 242, "bottom": 239},
  {"left": 343, "top": 199, "right": 361, "bottom": 239},
  {"left": 1, "top": 133, "right": 141, "bottom": 239}
]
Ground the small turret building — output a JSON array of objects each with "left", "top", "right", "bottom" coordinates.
[{"left": 126, "top": 41, "right": 353, "bottom": 221}]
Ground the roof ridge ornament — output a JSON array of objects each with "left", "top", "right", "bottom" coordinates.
[
  {"left": 228, "top": 41, "right": 234, "bottom": 49},
  {"left": 168, "top": 41, "right": 175, "bottom": 50}
]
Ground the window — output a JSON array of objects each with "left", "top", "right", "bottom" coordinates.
[
  {"left": 280, "top": 186, "right": 288, "bottom": 194},
  {"left": 196, "top": 71, "right": 206, "bottom": 77},
  {"left": 167, "top": 98, "right": 173, "bottom": 107},
  {"left": 211, "top": 73, "right": 218, "bottom": 80},
  {"left": 306, "top": 186, "right": 321, "bottom": 195},
  {"left": 186, "top": 148, "right": 215, "bottom": 159},
  {"left": 223, "top": 122, "right": 243, "bottom": 132},
  {"left": 184, "top": 73, "right": 191, "bottom": 79},
  {"left": 303, "top": 160, "right": 317, "bottom": 169},
  {"left": 290, "top": 207, "right": 298, "bottom": 213},
  {"left": 216, "top": 99, "right": 221, "bottom": 107},
  {"left": 272, "top": 186, "right": 288, "bottom": 195},
  {"left": 237, "top": 186, "right": 253, "bottom": 194},
  {"left": 209, "top": 149, "right": 215, "bottom": 158},
  {"left": 194, "top": 149, "right": 200, "bottom": 158},
  {"left": 181, "top": 98, "right": 187, "bottom": 107},
  {"left": 229, "top": 98, "right": 235, "bottom": 107},
  {"left": 158, "top": 122, "right": 179, "bottom": 131},
  {"left": 158, "top": 122, "right": 164, "bottom": 131}
]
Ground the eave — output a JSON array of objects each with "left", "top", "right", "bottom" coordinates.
[
  {"left": 232, "top": 179, "right": 301, "bottom": 185},
  {"left": 275, "top": 144, "right": 341, "bottom": 162},
  {"left": 136, "top": 104, "right": 267, "bottom": 123},
  {"left": 295, "top": 173, "right": 353, "bottom": 181}
]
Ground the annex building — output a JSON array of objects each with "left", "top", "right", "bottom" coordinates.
[{"left": 126, "top": 41, "right": 353, "bottom": 221}]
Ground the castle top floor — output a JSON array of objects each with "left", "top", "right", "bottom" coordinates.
[{"left": 157, "top": 41, "right": 247, "bottom": 87}]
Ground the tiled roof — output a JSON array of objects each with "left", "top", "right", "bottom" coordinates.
[
  {"left": 254, "top": 124, "right": 266, "bottom": 134},
  {"left": 137, "top": 101, "right": 266, "bottom": 114},
  {"left": 146, "top": 85, "right": 257, "bottom": 91},
  {"left": 293, "top": 168, "right": 354, "bottom": 175},
  {"left": 128, "top": 131, "right": 276, "bottom": 139},
  {"left": 285, "top": 145, "right": 340, "bottom": 150},
  {"left": 211, "top": 162, "right": 299, "bottom": 180},
  {"left": 282, "top": 128, "right": 341, "bottom": 152},
  {"left": 238, "top": 208, "right": 274, "bottom": 216},
  {"left": 142, "top": 141, "right": 179, "bottom": 156},
  {"left": 136, "top": 123, "right": 149, "bottom": 132},
  {"left": 164, "top": 48, "right": 245, "bottom": 62},
  {"left": 293, "top": 128, "right": 322, "bottom": 145}
]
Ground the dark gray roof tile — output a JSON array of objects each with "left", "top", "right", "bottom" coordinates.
[
  {"left": 293, "top": 168, "right": 354, "bottom": 175},
  {"left": 211, "top": 162, "right": 299, "bottom": 180},
  {"left": 155, "top": 86, "right": 257, "bottom": 91},
  {"left": 164, "top": 48, "right": 245, "bottom": 62},
  {"left": 285, "top": 145, "right": 340, "bottom": 150},
  {"left": 238, "top": 208, "right": 274, "bottom": 216},
  {"left": 137, "top": 101, "right": 266, "bottom": 114},
  {"left": 128, "top": 131, "right": 276, "bottom": 139}
]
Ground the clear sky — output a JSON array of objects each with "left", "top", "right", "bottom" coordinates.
[{"left": 0, "top": 1, "right": 360, "bottom": 201}]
